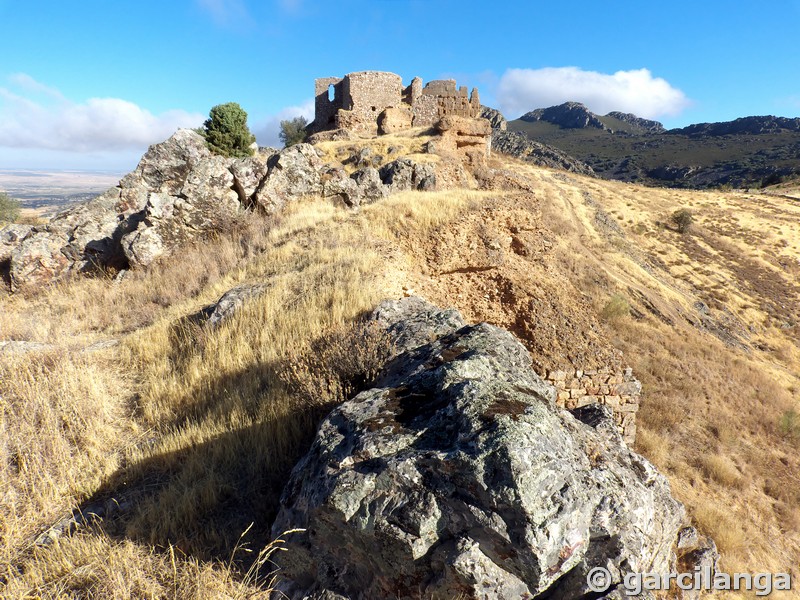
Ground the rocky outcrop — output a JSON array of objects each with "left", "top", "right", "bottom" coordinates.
[
  {"left": 6, "top": 128, "right": 449, "bottom": 290},
  {"left": 492, "top": 130, "right": 595, "bottom": 176},
  {"left": 378, "top": 106, "right": 413, "bottom": 135},
  {"left": 521, "top": 102, "right": 608, "bottom": 130},
  {"left": 0, "top": 224, "right": 32, "bottom": 264},
  {"left": 429, "top": 115, "right": 492, "bottom": 167},
  {"left": 480, "top": 105, "right": 507, "bottom": 131},
  {"left": 197, "top": 283, "right": 272, "bottom": 328},
  {"left": 379, "top": 159, "right": 436, "bottom": 193},
  {"left": 606, "top": 111, "right": 666, "bottom": 134},
  {"left": 271, "top": 297, "right": 702, "bottom": 599}
]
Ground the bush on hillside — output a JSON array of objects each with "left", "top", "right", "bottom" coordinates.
[
  {"left": 279, "top": 116, "right": 308, "bottom": 147},
  {"left": 671, "top": 208, "right": 694, "bottom": 234},
  {"left": 0, "top": 191, "right": 21, "bottom": 223},
  {"left": 600, "top": 293, "right": 631, "bottom": 322},
  {"left": 203, "top": 102, "right": 256, "bottom": 158}
]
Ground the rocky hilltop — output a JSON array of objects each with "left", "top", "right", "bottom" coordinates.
[
  {"left": 505, "top": 102, "right": 800, "bottom": 188},
  {"left": 0, "top": 130, "right": 436, "bottom": 291},
  {"left": 521, "top": 102, "right": 609, "bottom": 130},
  {"left": 5, "top": 103, "right": 796, "bottom": 598}
]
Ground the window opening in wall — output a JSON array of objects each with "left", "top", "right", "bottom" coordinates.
[{"left": 328, "top": 84, "right": 335, "bottom": 102}]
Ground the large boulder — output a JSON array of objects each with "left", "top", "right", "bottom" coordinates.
[
  {"left": 378, "top": 106, "right": 413, "bottom": 135},
  {"left": 271, "top": 298, "right": 688, "bottom": 599},
  {"left": 379, "top": 158, "right": 436, "bottom": 192},
  {"left": 431, "top": 116, "right": 493, "bottom": 167},
  {"left": 0, "top": 224, "right": 32, "bottom": 264},
  {"left": 254, "top": 143, "right": 324, "bottom": 214},
  {"left": 121, "top": 156, "right": 241, "bottom": 268}
]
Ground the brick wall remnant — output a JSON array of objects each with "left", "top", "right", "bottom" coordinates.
[
  {"left": 309, "top": 71, "right": 482, "bottom": 137},
  {"left": 545, "top": 366, "right": 641, "bottom": 444}
]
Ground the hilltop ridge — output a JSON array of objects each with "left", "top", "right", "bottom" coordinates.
[{"left": 506, "top": 102, "right": 800, "bottom": 188}]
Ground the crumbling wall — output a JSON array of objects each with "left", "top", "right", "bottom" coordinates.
[
  {"left": 311, "top": 71, "right": 482, "bottom": 137},
  {"left": 337, "top": 71, "right": 403, "bottom": 136},
  {"left": 412, "top": 80, "right": 481, "bottom": 127},
  {"left": 544, "top": 366, "right": 641, "bottom": 444},
  {"left": 314, "top": 77, "right": 343, "bottom": 131}
]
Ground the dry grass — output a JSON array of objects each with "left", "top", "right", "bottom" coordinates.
[
  {"left": 2, "top": 147, "right": 799, "bottom": 596},
  {"left": 0, "top": 192, "right": 436, "bottom": 596},
  {"left": 314, "top": 127, "right": 437, "bottom": 172}
]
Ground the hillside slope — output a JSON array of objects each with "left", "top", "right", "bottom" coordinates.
[
  {"left": 1, "top": 144, "right": 798, "bottom": 597},
  {"left": 508, "top": 102, "right": 800, "bottom": 188}
]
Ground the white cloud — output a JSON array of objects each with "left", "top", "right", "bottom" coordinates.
[
  {"left": 0, "top": 75, "right": 204, "bottom": 153},
  {"left": 497, "top": 67, "right": 690, "bottom": 120},
  {"left": 252, "top": 100, "right": 314, "bottom": 148},
  {"left": 8, "top": 72, "right": 64, "bottom": 99}
]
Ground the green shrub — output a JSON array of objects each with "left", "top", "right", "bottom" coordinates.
[
  {"left": 279, "top": 116, "right": 308, "bottom": 148},
  {"left": 779, "top": 409, "right": 800, "bottom": 439},
  {"left": 601, "top": 293, "right": 630, "bottom": 322},
  {"left": 671, "top": 208, "right": 694, "bottom": 234},
  {"left": 203, "top": 102, "right": 256, "bottom": 158},
  {"left": 0, "top": 191, "right": 21, "bottom": 223}
]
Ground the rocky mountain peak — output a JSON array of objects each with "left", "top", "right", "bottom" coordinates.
[{"left": 520, "top": 102, "right": 607, "bottom": 130}]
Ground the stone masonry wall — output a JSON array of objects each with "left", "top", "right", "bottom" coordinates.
[
  {"left": 310, "top": 71, "right": 482, "bottom": 136},
  {"left": 545, "top": 366, "right": 641, "bottom": 444},
  {"left": 314, "top": 77, "right": 344, "bottom": 130},
  {"left": 338, "top": 71, "right": 403, "bottom": 136}
]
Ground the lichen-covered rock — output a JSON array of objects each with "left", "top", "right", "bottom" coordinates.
[
  {"left": 9, "top": 231, "right": 72, "bottom": 291},
  {"left": 121, "top": 156, "right": 241, "bottom": 268},
  {"left": 321, "top": 167, "right": 361, "bottom": 207},
  {"left": 199, "top": 283, "right": 272, "bottom": 328},
  {"left": 0, "top": 224, "right": 32, "bottom": 263},
  {"left": 271, "top": 298, "right": 687, "bottom": 599},
  {"left": 255, "top": 143, "right": 324, "bottom": 214},
  {"left": 351, "top": 167, "right": 388, "bottom": 203},
  {"left": 379, "top": 158, "right": 437, "bottom": 192}
]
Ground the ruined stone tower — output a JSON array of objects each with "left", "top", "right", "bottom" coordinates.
[{"left": 310, "top": 71, "right": 481, "bottom": 136}]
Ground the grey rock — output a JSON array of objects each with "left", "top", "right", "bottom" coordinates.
[
  {"left": 255, "top": 143, "right": 324, "bottom": 214},
  {"left": 0, "top": 340, "right": 55, "bottom": 354},
  {"left": 321, "top": 168, "right": 361, "bottom": 207},
  {"left": 480, "top": 105, "right": 507, "bottom": 131},
  {"left": 351, "top": 167, "right": 388, "bottom": 203},
  {"left": 492, "top": 130, "right": 596, "bottom": 176},
  {"left": 200, "top": 283, "right": 272, "bottom": 328},
  {"left": 9, "top": 231, "right": 72, "bottom": 291},
  {"left": 0, "top": 224, "right": 32, "bottom": 263},
  {"left": 371, "top": 296, "right": 465, "bottom": 353},
  {"left": 379, "top": 158, "right": 437, "bottom": 192},
  {"left": 230, "top": 156, "right": 270, "bottom": 207},
  {"left": 271, "top": 298, "right": 686, "bottom": 600},
  {"left": 606, "top": 112, "right": 666, "bottom": 134},
  {"left": 118, "top": 128, "right": 212, "bottom": 197}
]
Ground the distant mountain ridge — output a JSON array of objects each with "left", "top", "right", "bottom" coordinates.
[{"left": 503, "top": 102, "right": 800, "bottom": 188}]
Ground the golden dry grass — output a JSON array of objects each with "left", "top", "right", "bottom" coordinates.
[
  {"left": 1, "top": 148, "right": 798, "bottom": 597},
  {"left": 314, "top": 127, "right": 438, "bottom": 173}
]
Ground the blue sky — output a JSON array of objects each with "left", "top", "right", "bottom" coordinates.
[{"left": 1, "top": 0, "right": 799, "bottom": 170}]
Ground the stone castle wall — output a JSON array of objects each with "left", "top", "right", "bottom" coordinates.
[
  {"left": 310, "top": 71, "right": 482, "bottom": 136},
  {"left": 544, "top": 366, "right": 641, "bottom": 444}
]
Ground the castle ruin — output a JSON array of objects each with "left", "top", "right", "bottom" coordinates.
[{"left": 310, "top": 71, "right": 481, "bottom": 136}]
